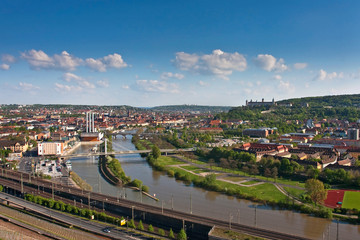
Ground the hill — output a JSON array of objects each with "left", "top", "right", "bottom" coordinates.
[{"left": 150, "top": 105, "right": 232, "bottom": 113}]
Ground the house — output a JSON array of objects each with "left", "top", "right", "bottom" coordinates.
[{"left": 0, "top": 140, "right": 29, "bottom": 153}]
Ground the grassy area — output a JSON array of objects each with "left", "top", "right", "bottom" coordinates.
[
  {"left": 165, "top": 166, "right": 287, "bottom": 202},
  {"left": 342, "top": 191, "right": 360, "bottom": 209},
  {"left": 210, "top": 227, "right": 264, "bottom": 240},
  {"left": 222, "top": 176, "right": 245, "bottom": 182},
  {"left": 180, "top": 165, "right": 201, "bottom": 171},
  {"left": 193, "top": 169, "right": 210, "bottom": 174},
  {"left": 283, "top": 187, "right": 305, "bottom": 198},
  {"left": 156, "top": 156, "right": 184, "bottom": 166},
  {"left": 70, "top": 171, "right": 92, "bottom": 191},
  {"left": 209, "top": 165, "right": 305, "bottom": 188},
  {"left": 240, "top": 180, "right": 260, "bottom": 185}
]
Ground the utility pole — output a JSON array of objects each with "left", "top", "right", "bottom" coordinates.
[
  {"left": 74, "top": 199, "right": 76, "bottom": 207},
  {"left": 132, "top": 206, "right": 134, "bottom": 219},
  {"left": 190, "top": 193, "right": 192, "bottom": 214},
  {"left": 162, "top": 200, "right": 164, "bottom": 214},
  {"left": 88, "top": 192, "right": 91, "bottom": 209},
  {"left": 52, "top": 182, "right": 54, "bottom": 200},
  {"left": 336, "top": 220, "right": 339, "bottom": 240},
  {"left": 254, "top": 206, "right": 257, "bottom": 227},
  {"left": 171, "top": 194, "right": 174, "bottom": 210},
  {"left": 237, "top": 209, "right": 240, "bottom": 224},
  {"left": 20, "top": 173, "right": 24, "bottom": 194},
  {"left": 229, "top": 213, "right": 233, "bottom": 229}
]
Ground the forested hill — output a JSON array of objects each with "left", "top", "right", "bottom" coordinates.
[
  {"left": 218, "top": 94, "right": 360, "bottom": 123},
  {"left": 150, "top": 105, "right": 232, "bottom": 113},
  {"left": 277, "top": 94, "right": 360, "bottom": 107}
]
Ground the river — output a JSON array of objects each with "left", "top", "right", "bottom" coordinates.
[{"left": 70, "top": 134, "right": 360, "bottom": 240}]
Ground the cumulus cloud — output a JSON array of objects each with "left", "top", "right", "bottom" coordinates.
[
  {"left": 173, "top": 49, "right": 247, "bottom": 79},
  {"left": 254, "top": 54, "right": 288, "bottom": 72},
  {"left": 278, "top": 80, "right": 295, "bottom": 93},
  {"left": 85, "top": 53, "right": 127, "bottom": 72},
  {"left": 2, "top": 54, "right": 16, "bottom": 63},
  {"left": 273, "top": 75, "right": 282, "bottom": 80},
  {"left": 122, "top": 85, "right": 130, "bottom": 89},
  {"left": 0, "top": 64, "right": 10, "bottom": 70},
  {"left": 62, "top": 72, "right": 95, "bottom": 89},
  {"left": 16, "top": 82, "right": 40, "bottom": 91},
  {"left": 55, "top": 83, "right": 82, "bottom": 92},
  {"left": 136, "top": 80, "right": 179, "bottom": 93},
  {"left": 314, "top": 69, "right": 343, "bottom": 81},
  {"left": 293, "top": 63, "right": 308, "bottom": 70},
  {"left": 20, "top": 49, "right": 127, "bottom": 72},
  {"left": 161, "top": 72, "right": 184, "bottom": 80},
  {"left": 21, "top": 50, "right": 83, "bottom": 71},
  {"left": 199, "top": 80, "right": 208, "bottom": 86},
  {"left": 96, "top": 80, "right": 109, "bottom": 88}
]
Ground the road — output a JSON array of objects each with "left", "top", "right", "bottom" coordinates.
[{"left": 0, "top": 192, "right": 148, "bottom": 240}]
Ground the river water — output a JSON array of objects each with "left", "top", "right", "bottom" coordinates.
[{"left": 70, "top": 135, "right": 360, "bottom": 240}]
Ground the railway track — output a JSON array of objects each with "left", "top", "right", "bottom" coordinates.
[{"left": 0, "top": 169, "right": 309, "bottom": 240}]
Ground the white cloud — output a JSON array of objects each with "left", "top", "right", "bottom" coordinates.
[
  {"left": 21, "top": 50, "right": 83, "bottom": 71},
  {"left": 254, "top": 54, "right": 288, "bottom": 72},
  {"left": 97, "top": 80, "right": 109, "bottom": 88},
  {"left": 293, "top": 63, "right": 308, "bottom": 70},
  {"left": 174, "top": 49, "right": 247, "bottom": 79},
  {"left": 0, "top": 64, "right": 10, "bottom": 70},
  {"left": 278, "top": 80, "right": 295, "bottom": 93},
  {"left": 136, "top": 80, "right": 179, "bottom": 93},
  {"left": 2, "top": 54, "right": 16, "bottom": 63},
  {"left": 62, "top": 72, "right": 95, "bottom": 89},
  {"left": 85, "top": 58, "right": 107, "bottom": 72},
  {"left": 314, "top": 69, "right": 343, "bottom": 81},
  {"left": 122, "top": 85, "right": 130, "bottom": 89},
  {"left": 85, "top": 53, "right": 127, "bottom": 72},
  {"left": 21, "top": 50, "right": 127, "bottom": 72},
  {"left": 273, "top": 75, "right": 282, "bottom": 80},
  {"left": 199, "top": 80, "right": 208, "bottom": 86},
  {"left": 55, "top": 83, "right": 82, "bottom": 92},
  {"left": 161, "top": 72, "right": 184, "bottom": 80},
  {"left": 17, "top": 82, "right": 40, "bottom": 91}
]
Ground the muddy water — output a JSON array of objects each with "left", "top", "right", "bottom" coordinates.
[{"left": 70, "top": 135, "right": 360, "bottom": 240}]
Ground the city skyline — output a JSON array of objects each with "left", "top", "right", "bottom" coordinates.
[{"left": 1, "top": 1, "right": 360, "bottom": 107}]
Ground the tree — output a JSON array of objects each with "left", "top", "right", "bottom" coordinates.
[
  {"left": 137, "top": 220, "right": 144, "bottom": 230},
  {"left": 264, "top": 168, "right": 272, "bottom": 180},
  {"left": 168, "top": 228, "right": 175, "bottom": 239},
  {"left": 177, "top": 228, "right": 187, "bottom": 240},
  {"left": 271, "top": 167, "right": 278, "bottom": 182},
  {"left": 148, "top": 224, "right": 154, "bottom": 232},
  {"left": 305, "top": 179, "right": 327, "bottom": 205},
  {"left": 158, "top": 228, "right": 165, "bottom": 236},
  {"left": 152, "top": 145, "right": 161, "bottom": 159}
]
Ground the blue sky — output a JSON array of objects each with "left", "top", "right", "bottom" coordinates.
[{"left": 1, "top": 0, "right": 360, "bottom": 107}]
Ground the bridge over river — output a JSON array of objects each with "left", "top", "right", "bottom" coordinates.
[{"left": 61, "top": 148, "right": 196, "bottom": 158}]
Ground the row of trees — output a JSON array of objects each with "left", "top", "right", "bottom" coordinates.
[{"left": 24, "top": 193, "right": 187, "bottom": 239}]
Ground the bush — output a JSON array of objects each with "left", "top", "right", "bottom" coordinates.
[
  {"left": 129, "top": 179, "right": 143, "bottom": 188},
  {"left": 169, "top": 228, "right": 175, "bottom": 239},
  {"left": 137, "top": 220, "right": 144, "bottom": 230},
  {"left": 128, "top": 219, "right": 136, "bottom": 229},
  {"left": 177, "top": 228, "right": 187, "bottom": 240},
  {"left": 158, "top": 228, "right": 165, "bottom": 236},
  {"left": 142, "top": 185, "right": 149, "bottom": 193},
  {"left": 148, "top": 224, "right": 154, "bottom": 232},
  {"left": 167, "top": 169, "right": 175, "bottom": 177}
]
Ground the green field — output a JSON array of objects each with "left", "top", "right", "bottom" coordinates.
[{"left": 342, "top": 191, "right": 360, "bottom": 209}]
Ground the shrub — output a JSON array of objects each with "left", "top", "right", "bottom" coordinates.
[
  {"left": 137, "top": 220, "right": 144, "bottom": 230},
  {"left": 169, "top": 228, "right": 175, "bottom": 239},
  {"left": 148, "top": 224, "right": 154, "bottom": 232},
  {"left": 177, "top": 228, "right": 187, "bottom": 240},
  {"left": 158, "top": 228, "right": 165, "bottom": 236},
  {"left": 128, "top": 219, "right": 136, "bottom": 229}
]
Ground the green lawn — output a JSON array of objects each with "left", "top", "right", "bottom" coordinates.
[
  {"left": 342, "top": 191, "right": 360, "bottom": 209},
  {"left": 283, "top": 187, "right": 305, "bottom": 198},
  {"left": 181, "top": 165, "right": 201, "bottom": 171},
  {"left": 156, "top": 156, "right": 184, "bottom": 166},
  {"left": 241, "top": 180, "right": 260, "bottom": 185}
]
